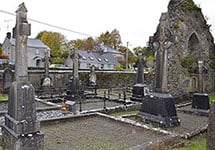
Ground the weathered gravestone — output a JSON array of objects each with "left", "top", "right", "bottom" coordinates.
[
  {"left": 137, "top": 13, "right": 180, "bottom": 127},
  {"left": 131, "top": 52, "right": 147, "bottom": 102},
  {"left": 65, "top": 50, "right": 84, "bottom": 100},
  {"left": 87, "top": 65, "right": 98, "bottom": 97},
  {"left": 2, "top": 3, "right": 44, "bottom": 150},
  {"left": 3, "top": 67, "right": 14, "bottom": 94},
  {"left": 207, "top": 101, "right": 215, "bottom": 150},
  {"left": 191, "top": 60, "right": 210, "bottom": 112}
]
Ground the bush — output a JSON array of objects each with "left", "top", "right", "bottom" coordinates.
[{"left": 181, "top": 54, "right": 198, "bottom": 73}]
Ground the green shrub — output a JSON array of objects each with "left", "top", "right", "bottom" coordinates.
[{"left": 181, "top": 54, "right": 198, "bottom": 72}]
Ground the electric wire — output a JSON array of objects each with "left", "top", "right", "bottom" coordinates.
[{"left": 0, "top": 9, "right": 96, "bottom": 38}]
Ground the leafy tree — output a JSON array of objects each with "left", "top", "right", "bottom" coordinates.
[
  {"left": 0, "top": 46, "right": 9, "bottom": 59},
  {"left": 36, "top": 31, "right": 65, "bottom": 63},
  {"left": 66, "top": 37, "right": 97, "bottom": 51},
  {"left": 133, "top": 46, "right": 154, "bottom": 61},
  {"left": 98, "top": 29, "right": 122, "bottom": 49}
]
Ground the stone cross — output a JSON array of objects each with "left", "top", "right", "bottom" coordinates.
[
  {"left": 153, "top": 26, "right": 173, "bottom": 93},
  {"left": 13, "top": 3, "right": 31, "bottom": 81},
  {"left": 2, "top": 3, "right": 44, "bottom": 149},
  {"left": 198, "top": 60, "right": 204, "bottom": 93},
  {"left": 135, "top": 53, "right": 146, "bottom": 84},
  {"left": 43, "top": 50, "right": 50, "bottom": 78},
  {"left": 72, "top": 50, "right": 79, "bottom": 80}
]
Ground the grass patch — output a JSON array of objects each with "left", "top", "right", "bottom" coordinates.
[
  {"left": 0, "top": 94, "right": 8, "bottom": 101},
  {"left": 209, "top": 93, "right": 215, "bottom": 103},
  {"left": 110, "top": 110, "right": 139, "bottom": 117},
  {"left": 173, "top": 139, "right": 206, "bottom": 150}
]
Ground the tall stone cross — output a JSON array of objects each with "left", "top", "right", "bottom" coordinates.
[
  {"left": 2, "top": 3, "right": 44, "bottom": 150},
  {"left": 13, "top": 3, "right": 31, "bottom": 81},
  {"left": 135, "top": 53, "right": 146, "bottom": 84},
  {"left": 153, "top": 14, "right": 173, "bottom": 93},
  {"left": 43, "top": 50, "right": 50, "bottom": 78},
  {"left": 72, "top": 50, "right": 79, "bottom": 80}
]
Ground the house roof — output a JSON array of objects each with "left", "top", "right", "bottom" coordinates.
[
  {"left": 76, "top": 50, "right": 119, "bottom": 65},
  {"left": 10, "top": 38, "right": 50, "bottom": 49},
  {"left": 77, "top": 50, "right": 98, "bottom": 64},
  {"left": 100, "top": 45, "right": 122, "bottom": 55}
]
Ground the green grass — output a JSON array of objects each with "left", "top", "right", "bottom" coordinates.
[
  {"left": 0, "top": 94, "right": 8, "bottom": 101},
  {"left": 110, "top": 110, "right": 139, "bottom": 117},
  {"left": 173, "top": 140, "right": 206, "bottom": 150},
  {"left": 209, "top": 93, "right": 215, "bottom": 103}
]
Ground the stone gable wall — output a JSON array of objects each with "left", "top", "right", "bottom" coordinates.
[{"left": 150, "top": 0, "right": 215, "bottom": 96}]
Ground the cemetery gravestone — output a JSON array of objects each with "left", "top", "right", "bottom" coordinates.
[
  {"left": 2, "top": 3, "right": 44, "bottom": 150},
  {"left": 65, "top": 50, "right": 84, "bottom": 100},
  {"left": 191, "top": 60, "right": 210, "bottom": 111},
  {"left": 131, "top": 53, "right": 147, "bottom": 102},
  {"left": 3, "top": 67, "right": 14, "bottom": 94},
  {"left": 137, "top": 17, "right": 180, "bottom": 127}
]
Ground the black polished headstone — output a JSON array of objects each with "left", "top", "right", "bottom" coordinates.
[
  {"left": 192, "top": 93, "right": 210, "bottom": 110},
  {"left": 137, "top": 92, "right": 180, "bottom": 127},
  {"left": 131, "top": 84, "right": 146, "bottom": 102}
]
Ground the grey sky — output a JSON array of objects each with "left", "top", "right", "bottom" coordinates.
[{"left": 0, "top": 0, "right": 214, "bottom": 48}]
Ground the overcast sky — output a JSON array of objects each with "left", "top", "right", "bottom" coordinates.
[{"left": 0, "top": 0, "right": 215, "bottom": 48}]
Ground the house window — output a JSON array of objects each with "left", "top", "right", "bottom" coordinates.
[
  {"left": 36, "top": 59, "right": 41, "bottom": 67},
  {"left": 101, "top": 64, "right": 104, "bottom": 70},
  {"left": 89, "top": 56, "right": 94, "bottom": 60}
]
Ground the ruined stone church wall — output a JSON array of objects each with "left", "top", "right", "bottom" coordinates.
[{"left": 151, "top": 0, "right": 215, "bottom": 96}]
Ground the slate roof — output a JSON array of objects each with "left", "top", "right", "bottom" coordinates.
[
  {"left": 100, "top": 45, "right": 122, "bottom": 54},
  {"left": 76, "top": 50, "right": 119, "bottom": 65},
  {"left": 10, "top": 38, "right": 50, "bottom": 49}
]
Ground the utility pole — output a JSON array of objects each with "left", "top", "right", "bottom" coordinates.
[{"left": 126, "top": 41, "right": 129, "bottom": 70}]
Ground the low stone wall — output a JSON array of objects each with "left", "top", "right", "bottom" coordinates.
[{"left": 0, "top": 70, "right": 138, "bottom": 92}]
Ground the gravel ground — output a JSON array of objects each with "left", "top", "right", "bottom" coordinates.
[
  {"left": 41, "top": 115, "right": 168, "bottom": 150},
  {"left": 0, "top": 110, "right": 73, "bottom": 125},
  {"left": 125, "top": 110, "right": 208, "bottom": 138}
]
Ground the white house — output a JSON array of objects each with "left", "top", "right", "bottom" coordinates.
[
  {"left": 65, "top": 49, "right": 122, "bottom": 70},
  {"left": 2, "top": 32, "right": 50, "bottom": 68}
]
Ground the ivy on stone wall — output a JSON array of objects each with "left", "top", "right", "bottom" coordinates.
[
  {"left": 181, "top": 54, "right": 198, "bottom": 73},
  {"left": 182, "top": 0, "right": 201, "bottom": 11},
  {"left": 209, "top": 54, "right": 215, "bottom": 69}
]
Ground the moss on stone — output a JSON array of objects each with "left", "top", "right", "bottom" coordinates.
[{"left": 182, "top": 0, "right": 201, "bottom": 11}]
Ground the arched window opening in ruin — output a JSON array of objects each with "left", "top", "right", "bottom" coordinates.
[
  {"left": 191, "top": 77, "right": 197, "bottom": 92},
  {"left": 188, "top": 33, "right": 201, "bottom": 56}
]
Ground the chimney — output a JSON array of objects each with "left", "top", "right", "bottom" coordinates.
[{"left": 6, "top": 32, "right": 11, "bottom": 39}]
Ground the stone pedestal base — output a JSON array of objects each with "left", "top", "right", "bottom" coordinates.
[
  {"left": 137, "top": 92, "right": 180, "bottom": 127},
  {"left": 2, "top": 125, "right": 44, "bottom": 150},
  {"left": 130, "top": 84, "right": 146, "bottom": 102},
  {"left": 192, "top": 93, "right": 210, "bottom": 110}
]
